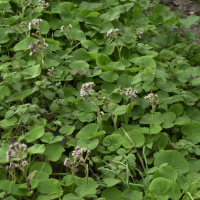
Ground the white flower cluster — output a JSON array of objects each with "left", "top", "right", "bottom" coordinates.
[
  {"left": 29, "top": 19, "right": 42, "bottom": 30},
  {"left": 80, "top": 82, "right": 95, "bottom": 98},
  {"left": 60, "top": 25, "right": 65, "bottom": 33},
  {"left": 22, "top": 161, "right": 28, "bottom": 167},
  {"left": 60, "top": 24, "right": 72, "bottom": 33},
  {"left": 38, "top": 0, "right": 49, "bottom": 9},
  {"left": 106, "top": 28, "right": 119, "bottom": 37},
  {"left": 125, "top": 87, "right": 137, "bottom": 99},
  {"left": 145, "top": 93, "right": 158, "bottom": 104},
  {"left": 63, "top": 146, "right": 91, "bottom": 173}
]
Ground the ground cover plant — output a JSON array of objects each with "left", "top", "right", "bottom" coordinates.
[{"left": 1, "top": 0, "right": 200, "bottom": 199}]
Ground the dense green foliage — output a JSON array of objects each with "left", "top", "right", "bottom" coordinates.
[{"left": 1, "top": 0, "right": 200, "bottom": 199}]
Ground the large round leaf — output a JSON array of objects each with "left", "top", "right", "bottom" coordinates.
[
  {"left": 25, "top": 126, "right": 45, "bottom": 143},
  {"left": 103, "top": 134, "right": 122, "bottom": 151},
  {"left": 69, "top": 60, "right": 89, "bottom": 70},
  {"left": 0, "top": 28, "right": 9, "bottom": 43},
  {"left": 43, "top": 143, "right": 64, "bottom": 162},
  {"left": 37, "top": 179, "right": 63, "bottom": 199},
  {"left": 22, "top": 64, "right": 41, "bottom": 79},
  {"left": 122, "top": 130, "right": 145, "bottom": 148},
  {"left": 154, "top": 165, "right": 177, "bottom": 182},
  {"left": 102, "top": 187, "right": 122, "bottom": 200},
  {"left": 154, "top": 150, "right": 189, "bottom": 174},
  {"left": 29, "top": 162, "right": 52, "bottom": 175},
  {"left": 100, "top": 71, "right": 119, "bottom": 82},
  {"left": 181, "top": 122, "right": 200, "bottom": 144},
  {"left": 149, "top": 177, "right": 181, "bottom": 199},
  {"left": 14, "top": 37, "right": 38, "bottom": 51},
  {"left": 76, "top": 123, "right": 99, "bottom": 140},
  {"left": 77, "top": 138, "right": 99, "bottom": 150}
]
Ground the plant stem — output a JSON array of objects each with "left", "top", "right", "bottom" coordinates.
[
  {"left": 107, "top": 104, "right": 117, "bottom": 130},
  {"left": 150, "top": 105, "right": 155, "bottom": 128},
  {"left": 23, "top": 166, "right": 30, "bottom": 192},
  {"left": 21, "top": 0, "right": 25, "bottom": 21},
  {"left": 115, "top": 38, "right": 122, "bottom": 60},
  {"left": 92, "top": 96, "right": 102, "bottom": 131},
  {"left": 125, "top": 99, "right": 133, "bottom": 124}
]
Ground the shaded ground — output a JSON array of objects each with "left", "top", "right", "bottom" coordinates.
[{"left": 160, "top": 0, "right": 200, "bottom": 38}]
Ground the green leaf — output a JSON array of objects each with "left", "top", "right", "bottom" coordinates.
[
  {"left": 99, "top": 5, "right": 124, "bottom": 21},
  {"left": 121, "top": 190, "right": 143, "bottom": 200},
  {"left": 77, "top": 138, "right": 99, "bottom": 150},
  {"left": 43, "top": 143, "right": 65, "bottom": 162},
  {"left": 0, "top": 28, "right": 9, "bottom": 44},
  {"left": 75, "top": 183, "right": 97, "bottom": 198},
  {"left": 63, "top": 19, "right": 80, "bottom": 30},
  {"left": 162, "top": 112, "right": 176, "bottom": 129},
  {"left": 69, "top": 29, "right": 86, "bottom": 41},
  {"left": 7, "top": 89, "right": 32, "bottom": 102},
  {"left": 122, "top": 130, "right": 145, "bottom": 148},
  {"left": 100, "top": 71, "right": 119, "bottom": 82},
  {"left": 181, "top": 122, "right": 200, "bottom": 144},
  {"left": 81, "top": 40, "right": 99, "bottom": 53},
  {"left": 180, "top": 15, "right": 200, "bottom": 29},
  {"left": 153, "top": 4, "right": 170, "bottom": 18},
  {"left": 150, "top": 125, "right": 162, "bottom": 134},
  {"left": 154, "top": 165, "right": 177, "bottom": 182},
  {"left": 133, "top": 56, "right": 156, "bottom": 68},
  {"left": 77, "top": 100, "right": 97, "bottom": 112},
  {"left": 140, "top": 112, "right": 164, "bottom": 125},
  {"left": 102, "top": 187, "right": 122, "bottom": 200},
  {"left": 149, "top": 177, "right": 181, "bottom": 199},
  {"left": 103, "top": 134, "right": 122, "bottom": 151},
  {"left": 0, "top": 144, "right": 9, "bottom": 163},
  {"left": 77, "top": 112, "right": 95, "bottom": 122},
  {"left": 117, "top": 74, "right": 133, "bottom": 88},
  {"left": 40, "top": 20, "right": 49, "bottom": 34},
  {"left": 37, "top": 179, "right": 63, "bottom": 199},
  {"left": 58, "top": 2, "right": 75, "bottom": 13},
  {"left": 76, "top": 123, "right": 99, "bottom": 140},
  {"left": 14, "top": 37, "right": 38, "bottom": 51},
  {"left": 96, "top": 53, "right": 111, "bottom": 66},
  {"left": 154, "top": 150, "right": 189, "bottom": 174},
  {"left": 0, "top": 180, "right": 14, "bottom": 194},
  {"left": 100, "top": 21, "right": 114, "bottom": 33},
  {"left": 168, "top": 104, "right": 183, "bottom": 117},
  {"left": 59, "top": 125, "right": 75, "bottom": 135},
  {"left": 69, "top": 60, "right": 89, "bottom": 70},
  {"left": 71, "top": 49, "right": 91, "bottom": 61},
  {"left": 107, "top": 61, "right": 125, "bottom": 71},
  {"left": 132, "top": 8, "right": 149, "bottom": 25},
  {"left": 28, "top": 144, "right": 45, "bottom": 154},
  {"left": 0, "top": 86, "right": 11, "bottom": 100},
  {"left": 22, "top": 64, "right": 41, "bottom": 79},
  {"left": 25, "top": 126, "right": 45, "bottom": 143},
  {"left": 0, "top": 117, "right": 17, "bottom": 128},
  {"left": 112, "top": 105, "right": 127, "bottom": 116},
  {"left": 45, "top": 38, "right": 60, "bottom": 51},
  {"left": 104, "top": 178, "right": 121, "bottom": 187},
  {"left": 29, "top": 162, "right": 52, "bottom": 175}
]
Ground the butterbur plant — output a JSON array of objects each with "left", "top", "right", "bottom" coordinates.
[
  {"left": 106, "top": 28, "right": 122, "bottom": 59},
  {"left": 60, "top": 24, "right": 73, "bottom": 48},
  {"left": 29, "top": 40, "right": 48, "bottom": 80},
  {"left": 145, "top": 93, "right": 159, "bottom": 127},
  {"left": 38, "top": 0, "right": 49, "bottom": 9},
  {"left": 6, "top": 143, "right": 30, "bottom": 192},
  {"left": 2, "top": 0, "right": 200, "bottom": 199},
  {"left": 118, "top": 86, "right": 138, "bottom": 124},
  {"left": 64, "top": 146, "right": 91, "bottom": 184},
  {"left": 80, "top": 82, "right": 103, "bottom": 131}
]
